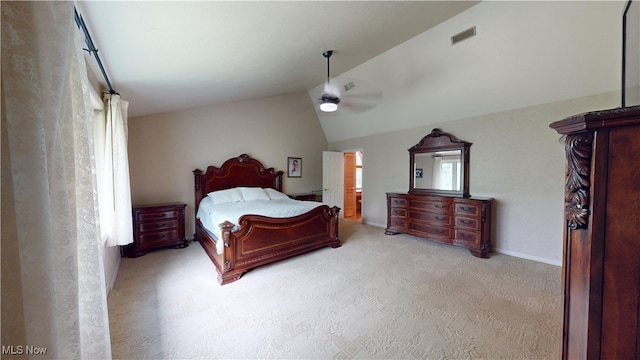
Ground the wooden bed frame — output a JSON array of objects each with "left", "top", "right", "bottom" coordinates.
[{"left": 193, "top": 154, "right": 340, "bottom": 285}]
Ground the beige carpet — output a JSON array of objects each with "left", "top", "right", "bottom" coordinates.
[{"left": 108, "top": 220, "right": 562, "bottom": 359}]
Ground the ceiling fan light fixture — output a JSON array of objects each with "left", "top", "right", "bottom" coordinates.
[{"left": 320, "top": 96, "right": 339, "bottom": 112}]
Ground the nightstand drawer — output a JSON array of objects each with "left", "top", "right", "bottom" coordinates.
[
  {"left": 139, "top": 229, "right": 180, "bottom": 245},
  {"left": 137, "top": 210, "right": 179, "bottom": 222},
  {"left": 138, "top": 219, "right": 179, "bottom": 233}
]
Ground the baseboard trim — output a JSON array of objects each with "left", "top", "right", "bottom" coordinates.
[
  {"left": 106, "top": 255, "right": 121, "bottom": 294},
  {"left": 363, "top": 221, "right": 386, "bottom": 228},
  {"left": 495, "top": 248, "right": 562, "bottom": 267},
  {"left": 359, "top": 222, "right": 561, "bottom": 267}
]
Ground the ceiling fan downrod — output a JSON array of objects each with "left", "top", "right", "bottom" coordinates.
[{"left": 323, "top": 50, "right": 333, "bottom": 85}]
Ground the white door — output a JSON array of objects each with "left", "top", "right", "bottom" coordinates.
[{"left": 323, "top": 151, "right": 344, "bottom": 218}]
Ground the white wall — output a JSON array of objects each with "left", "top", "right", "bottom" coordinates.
[
  {"left": 329, "top": 91, "right": 620, "bottom": 265},
  {"left": 128, "top": 92, "right": 328, "bottom": 238},
  {"left": 312, "top": 1, "right": 623, "bottom": 143}
]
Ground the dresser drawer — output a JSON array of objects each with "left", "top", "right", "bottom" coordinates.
[
  {"left": 389, "top": 197, "right": 407, "bottom": 207},
  {"left": 455, "top": 216, "right": 480, "bottom": 231},
  {"left": 454, "top": 229, "right": 480, "bottom": 244},
  {"left": 454, "top": 202, "right": 481, "bottom": 217},
  {"left": 136, "top": 209, "right": 179, "bottom": 222},
  {"left": 138, "top": 219, "right": 179, "bottom": 233},
  {"left": 409, "top": 210, "right": 452, "bottom": 226},
  {"left": 409, "top": 222, "right": 452, "bottom": 239},
  {"left": 389, "top": 207, "right": 407, "bottom": 218},
  {"left": 389, "top": 218, "right": 407, "bottom": 229},
  {"left": 409, "top": 199, "right": 452, "bottom": 213}
]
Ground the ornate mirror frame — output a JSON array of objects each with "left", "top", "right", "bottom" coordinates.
[{"left": 408, "top": 128, "right": 471, "bottom": 197}]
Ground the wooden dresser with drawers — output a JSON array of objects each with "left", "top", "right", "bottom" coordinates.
[
  {"left": 385, "top": 193, "right": 492, "bottom": 258},
  {"left": 122, "top": 202, "right": 187, "bottom": 258}
]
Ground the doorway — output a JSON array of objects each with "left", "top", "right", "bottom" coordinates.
[{"left": 343, "top": 150, "right": 362, "bottom": 221}]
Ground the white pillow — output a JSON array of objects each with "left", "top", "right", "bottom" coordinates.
[
  {"left": 264, "top": 188, "right": 290, "bottom": 200},
  {"left": 207, "top": 188, "right": 244, "bottom": 205},
  {"left": 239, "top": 187, "right": 270, "bottom": 201}
]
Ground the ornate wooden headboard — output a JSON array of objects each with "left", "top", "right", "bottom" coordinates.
[{"left": 193, "top": 154, "right": 284, "bottom": 209}]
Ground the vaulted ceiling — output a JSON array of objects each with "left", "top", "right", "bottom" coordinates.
[{"left": 75, "top": 1, "right": 480, "bottom": 118}]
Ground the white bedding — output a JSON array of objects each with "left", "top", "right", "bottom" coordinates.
[{"left": 196, "top": 189, "right": 323, "bottom": 254}]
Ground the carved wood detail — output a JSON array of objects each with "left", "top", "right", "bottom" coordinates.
[{"left": 562, "top": 133, "right": 593, "bottom": 229}]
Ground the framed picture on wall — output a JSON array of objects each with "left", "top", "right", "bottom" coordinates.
[{"left": 288, "top": 157, "right": 302, "bottom": 178}]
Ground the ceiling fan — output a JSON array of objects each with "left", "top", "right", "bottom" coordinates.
[
  {"left": 319, "top": 50, "right": 340, "bottom": 112},
  {"left": 318, "top": 50, "right": 382, "bottom": 114}
]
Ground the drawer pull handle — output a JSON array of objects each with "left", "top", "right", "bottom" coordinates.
[
  {"left": 435, "top": 204, "right": 445, "bottom": 208},
  {"left": 461, "top": 206, "right": 474, "bottom": 212},
  {"left": 436, "top": 216, "right": 446, "bottom": 221},
  {"left": 460, "top": 219, "right": 473, "bottom": 225}
]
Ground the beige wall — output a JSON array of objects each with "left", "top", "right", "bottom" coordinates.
[
  {"left": 128, "top": 91, "right": 328, "bottom": 238},
  {"left": 329, "top": 91, "right": 620, "bottom": 265}
]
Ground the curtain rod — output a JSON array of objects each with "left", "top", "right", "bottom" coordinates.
[
  {"left": 621, "top": 0, "right": 633, "bottom": 108},
  {"left": 74, "top": 6, "right": 117, "bottom": 95}
]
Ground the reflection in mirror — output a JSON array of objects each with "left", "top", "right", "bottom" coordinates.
[
  {"left": 408, "top": 128, "right": 471, "bottom": 197},
  {"left": 413, "top": 150, "right": 462, "bottom": 191}
]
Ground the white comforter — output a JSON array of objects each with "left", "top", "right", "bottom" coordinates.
[{"left": 196, "top": 196, "right": 323, "bottom": 254}]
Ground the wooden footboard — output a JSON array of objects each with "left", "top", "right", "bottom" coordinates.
[{"left": 195, "top": 205, "right": 340, "bottom": 285}]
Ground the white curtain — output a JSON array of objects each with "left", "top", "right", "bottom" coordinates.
[
  {"left": 100, "top": 94, "right": 133, "bottom": 247},
  {"left": 1, "top": 1, "right": 111, "bottom": 358}
]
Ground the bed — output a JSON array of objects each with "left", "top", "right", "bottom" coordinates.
[{"left": 193, "top": 154, "right": 340, "bottom": 285}]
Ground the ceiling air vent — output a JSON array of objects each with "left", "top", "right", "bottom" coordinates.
[
  {"left": 451, "top": 26, "right": 476, "bottom": 45},
  {"left": 344, "top": 81, "right": 355, "bottom": 92}
]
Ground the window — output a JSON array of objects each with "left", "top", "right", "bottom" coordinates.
[{"left": 438, "top": 157, "right": 461, "bottom": 191}]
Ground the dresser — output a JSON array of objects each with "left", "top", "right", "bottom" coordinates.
[
  {"left": 550, "top": 106, "right": 640, "bottom": 359},
  {"left": 386, "top": 129, "right": 494, "bottom": 258},
  {"left": 386, "top": 193, "right": 492, "bottom": 258},
  {"left": 122, "top": 202, "right": 187, "bottom": 257}
]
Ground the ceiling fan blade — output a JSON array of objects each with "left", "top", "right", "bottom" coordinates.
[
  {"left": 332, "top": 77, "right": 383, "bottom": 114},
  {"left": 323, "top": 81, "right": 341, "bottom": 98}
]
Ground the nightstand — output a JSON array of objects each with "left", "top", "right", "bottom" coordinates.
[
  {"left": 122, "top": 202, "right": 187, "bottom": 258},
  {"left": 289, "top": 191, "right": 322, "bottom": 202}
]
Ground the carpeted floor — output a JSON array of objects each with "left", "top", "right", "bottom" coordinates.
[{"left": 108, "top": 220, "right": 562, "bottom": 359}]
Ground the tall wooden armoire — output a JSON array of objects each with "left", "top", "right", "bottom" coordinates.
[{"left": 550, "top": 105, "right": 640, "bottom": 359}]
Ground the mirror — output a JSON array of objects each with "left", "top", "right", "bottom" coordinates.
[{"left": 409, "top": 129, "right": 471, "bottom": 197}]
